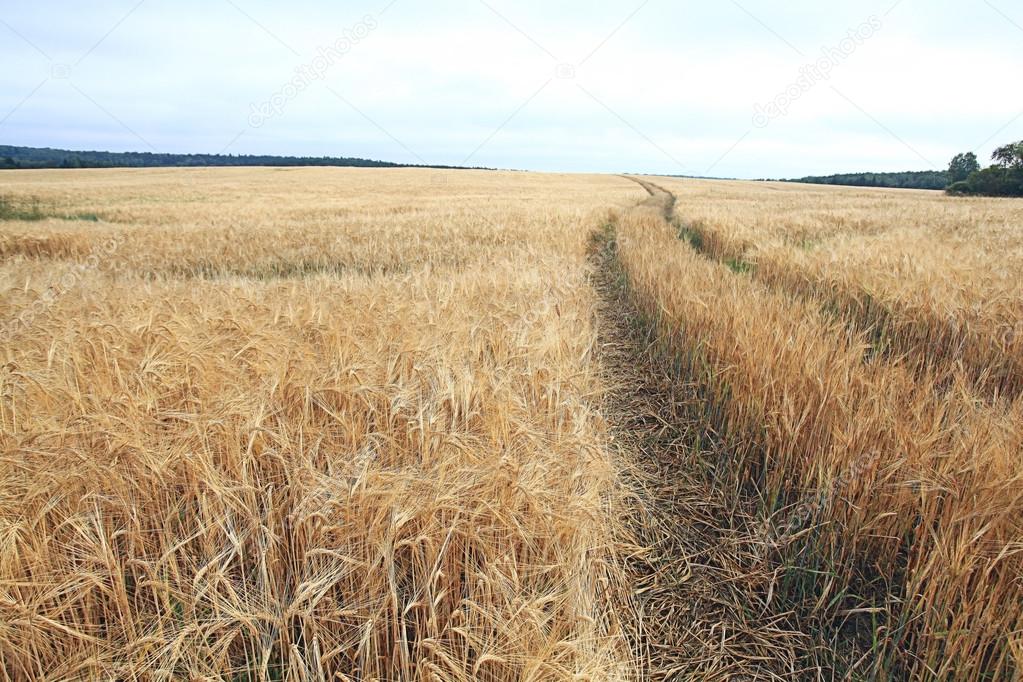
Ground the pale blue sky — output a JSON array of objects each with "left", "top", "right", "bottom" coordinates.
[{"left": 2, "top": 0, "right": 1021, "bottom": 177}]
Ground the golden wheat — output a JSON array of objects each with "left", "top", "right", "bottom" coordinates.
[
  {"left": 657, "top": 178, "right": 1023, "bottom": 400},
  {"left": 3, "top": 167, "right": 1021, "bottom": 681},
  {"left": 616, "top": 180, "right": 1023, "bottom": 680},
  {"left": 0, "top": 168, "right": 646, "bottom": 680}
]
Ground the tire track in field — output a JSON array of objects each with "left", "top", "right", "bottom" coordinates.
[
  {"left": 618, "top": 175, "right": 676, "bottom": 221},
  {"left": 593, "top": 179, "right": 809, "bottom": 680},
  {"left": 665, "top": 193, "right": 1022, "bottom": 404}
]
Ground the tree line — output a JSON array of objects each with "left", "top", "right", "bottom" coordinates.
[
  {"left": 945, "top": 141, "right": 1023, "bottom": 197},
  {"left": 0, "top": 145, "right": 484, "bottom": 171},
  {"left": 783, "top": 170, "right": 949, "bottom": 190},
  {"left": 781, "top": 139, "right": 1023, "bottom": 197}
]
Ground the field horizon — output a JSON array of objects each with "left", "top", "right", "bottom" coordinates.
[{"left": 1, "top": 166, "right": 1020, "bottom": 680}]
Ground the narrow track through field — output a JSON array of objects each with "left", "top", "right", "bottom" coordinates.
[{"left": 591, "top": 178, "right": 813, "bottom": 680}]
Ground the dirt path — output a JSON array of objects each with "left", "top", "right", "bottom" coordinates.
[
  {"left": 619, "top": 176, "right": 676, "bottom": 221},
  {"left": 592, "top": 178, "right": 811, "bottom": 680}
]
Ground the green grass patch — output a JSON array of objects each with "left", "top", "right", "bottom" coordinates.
[
  {"left": 0, "top": 196, "right": 47, "bottom": 221},
  {"left": 0, "top": 195, "right": 104, "bottom": 222},
  {"left": 677, "top": 223, "right": 705, "bottom": 252},
  {"left": 725, "top": 257, "right": 755, "bottom": 275}
]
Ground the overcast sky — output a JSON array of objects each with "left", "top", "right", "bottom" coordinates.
[{"left": 2, "top": 0, "right": 1021, "bottom": 177}]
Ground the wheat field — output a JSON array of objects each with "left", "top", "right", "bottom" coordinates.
[
  {"left": 616, "top": 178, "right": 1022, "bottom": 679},
  {"left": 0, "top": 168, "right": 646, "bottom": 680},
  {"left": 1, "top": 169, "right": 1021, "bottom": 680}
]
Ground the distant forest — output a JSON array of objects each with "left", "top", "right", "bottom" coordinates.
[
  {"left": 782, "top": 140, "right": 1023, "bottom": 197},
  {"left": 783, "top": 170, "right": 949, "bottom": 190},
  {"left": 0, "top": 145, "right": 478, "bottom": 171}
]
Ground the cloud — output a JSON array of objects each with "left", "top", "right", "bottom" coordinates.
[{"left": 1, "top": 0, "right": 1021, "bottom": 176}]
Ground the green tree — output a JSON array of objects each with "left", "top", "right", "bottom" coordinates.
[
  {"left": 948, "top": 152, "right": 980, "bottom": 184},
  {"left": 992, "top": 140, "right": 1023, "bottom": 170}
]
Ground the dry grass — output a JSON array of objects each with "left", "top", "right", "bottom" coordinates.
[
  {"left": 589, "top": 221, "right": 813, "bottom": 681},
  {"left": 0, "top": 168, "right": 647, "bottom": 680},
  {"left": 658, "top": 179, "right": 1023, "bottom": 400},
  {"left": 3, "top": 167, "right": 1021, "bottom": 681},
  {"left": 615, "top": 179, "right": 1023, "bottom": 680}
]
